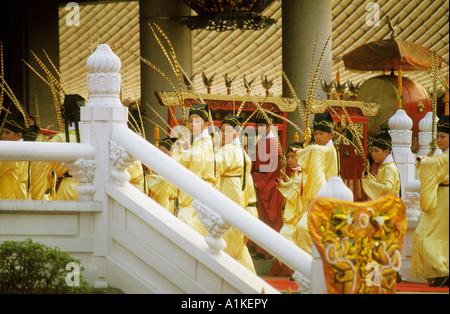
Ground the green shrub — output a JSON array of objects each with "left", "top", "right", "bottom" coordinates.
[{"left": 0, "top": 239, "right": 92, "bottom": 294}]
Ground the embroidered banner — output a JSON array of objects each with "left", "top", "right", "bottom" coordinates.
[{"left": 308, "top": 195, "right": 406, "bottom": 294}]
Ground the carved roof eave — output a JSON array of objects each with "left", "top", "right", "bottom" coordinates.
[
  {"left": 304, "top": 99, "right": 381, "bottom": 117},
  {"left": 155, "top": 91, "right": 298, "bottom": 112}
]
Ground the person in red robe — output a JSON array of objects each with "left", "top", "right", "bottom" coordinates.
[{"left": 249, "top": 110, "right": 284, "bottom": 259}]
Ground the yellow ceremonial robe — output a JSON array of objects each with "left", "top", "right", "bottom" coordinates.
[
  {"left": 147, "top": 173, "right": 178, "bottom": 214},
  {"left": 292, "top": 142, "right": 338, "bottom": 254},
  {"left": 0, "top": 160, "right": 28, "bottom": 200},
  {"left": 215, "top": 142, "right": 255, "bottom": 273},
  {"left": 411, "top": 151, "right": 449, "bottom": 280},
  {"left": 46, "top": 132, "right": 79, "bottom": 201},
  {"left": 244, "top": 174, "right": 258, "bottom": 219},
  {"left": 277, "top": 169, "right": 304, "bottom": 242},
  {"left": 29, "top": 133, "right": 54, "bottom": 200},
  {"left": 127, "top": 160, "right": 148, "bottom": 195},
  {"left": 172, "top": 133, "right": 216, "bottom": 236},
  {"left": 361, "top": 155, "right": 400, "bottom": 200}
]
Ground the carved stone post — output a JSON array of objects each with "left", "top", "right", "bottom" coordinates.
[
  {"left": 63, "top": 159, "right": 96, "bottom": 201},
  {"left": 80, "top": 44, "right": 129, "bottom": 289},
  {"left": 388, "top": 109, "right": 416, "bottom": 198},
  {"left": 388, "top": 109, "right": 427, "bottom": 282},
  {"left": 416, "top": 112, "right": 441, "bottom": 158},
  {"left": 109, "top": 141, "right": 135, "bottom": 186},
  {"left": 399, "top": 112, "right": 440, "bottom": 282},
  {"left": 192, "top": 200, "right": 231, "bottom": 254}
]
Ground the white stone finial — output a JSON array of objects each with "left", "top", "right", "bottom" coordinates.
[
  {"left": 87, "top": 44, "right": 121, "bottom": 73},
  {"left": 86, "top": 44, "right": 122, "bottom": 107},
  {"left": 418, "top": 112, "right": 438, "bottom": 132},
  {"left": 192, "top": 200, "right": 231, "bottom": 254},
  {"left": 388, "top": 109, "right": 414, "bottom": 155},
  {"left": 316, "top": 177, "right": 354, "bottom": 202},
  {"left": 417, "top": 112, "right": 441, "bottom": 157},
  {"left": 388, "top": 109, "right": 413, "bottom": 130}
]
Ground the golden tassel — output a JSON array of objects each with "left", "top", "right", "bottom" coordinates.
[
  {"left": 142, "top": 116, "right": 171, "bottom": 137},
  {"left": 154, "top": 124, "right": 160, "bottom": 147},
  {"left": 154, "top": 125, "right": 160, "bottom": 141}
]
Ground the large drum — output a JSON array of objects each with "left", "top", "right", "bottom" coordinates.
[{"left": 357, "top": 74, "right": 431, "bottom": 138}]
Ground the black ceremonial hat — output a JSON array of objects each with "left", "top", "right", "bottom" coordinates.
[
  {"left": 23, "top": 123, "right": 40, "bottom": 142},
  {"left": 437, "top": 115, "right": 449, "bottom": 134},
  {"left": 287, "top": 142, "right": 303, "bottom": 152},
  {"left": 313, "top": 112, "right": 335, "bottom": 133},
  {"left": 189, "top": 104, "right": 210, "bottom": 122},
  {"left": 381, "top": 119, "right": 390, "bottom": 131},
  {"left": 62, "top": 94, "right": 85, "bottom": 123},
  {"left": 222, "top": 115, "right": 243, "bottom": 128},
  {"left": 254, "top": 109, "right": 271, "bottom": 125},
  {"left": 372, "top": 131, "right": 392, "bottom": 150},
  {"left": 3, "top": 113, "right": 26, "bottom": 134},
  {"left": 160, "top": 137, "right": 177, "bottom": 150}
]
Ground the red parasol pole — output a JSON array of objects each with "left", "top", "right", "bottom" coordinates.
[
  {"left": 445, "top": 74, "right": 449, "bottom": 116},
  {"left": 397, "top": 66, "right": 403, "bottom": 110}
]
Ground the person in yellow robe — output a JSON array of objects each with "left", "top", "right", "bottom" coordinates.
[
  {"left": 0, "top": 113, "right": 29, "bottom": 200},
  {"left": 47, "top": 127, "right": 148, "bottom": 201},
  {"left": 146, "top": 137, "right": 178, "bottom": 214},
  {"left": 292, "top": 112, "right": 339, "bottom": 255},
  {"left": 244, "top": 173, "right": 258, "bottom": 219},
  {"left": 172, "top": 104, "right": 216, "bottom": 236},
  {"left": 127, "top": 159, "right": 148, "bottom": 195},
  {"left": 42, "top": 95, "right": 86, "bottom": 201},
  {"left": 215, "top": 115, "right": 255, "bottom": 273},
  {"left": 276, "top": 142, "right": 304, "bottom": 243},
  {"left": 265, "top": 142, "right": 304, "bottom": 277},
  {"left": 46, "top": 128, "right": 80, "bottom": 200},
  {"left": 23, "top": 117, "right": 55, "bottom": 200},
  {"left": 361, "top": 131, "right": 400, "bottom": 200},
  {"left": 411, "top": 115, "right": 449, "bottom": 287},
  {"left": 241, "top": 134, "right": 258, "bottom": 219}
]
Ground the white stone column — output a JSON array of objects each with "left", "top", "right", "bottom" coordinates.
[
  {"left": 80, "top": 44, "right": 129, "bottom": 289},
  {"left": 401, "top": 179, "right": 422, "bottom": 282},
  {"left": 388, "top": 109, "right": 416, "bottom": 198},
  {"left": 416, "top": 112, "right": 441, "bottom": 159},
  {"left": 388, "top": 109, "right": 427, "bottom": 282}
]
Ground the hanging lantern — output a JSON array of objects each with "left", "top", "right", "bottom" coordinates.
[{"left": 181, "top": 0, "right": 277, "bottom": 32}]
